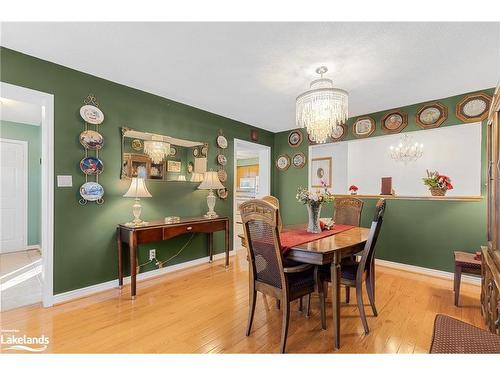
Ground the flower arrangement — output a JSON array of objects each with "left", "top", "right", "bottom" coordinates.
[
  {"left": 296, "top": 182, "right": 335, "bottom": 207},
  {"left": 349, "top": 185, "right": 359, "bottom": 195},
  {"left": 422, "top": 170, "right": 453, "bottom": 196}
]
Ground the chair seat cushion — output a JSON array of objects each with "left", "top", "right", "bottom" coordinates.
[
  {"left": 318, "top": 260, "right": 359, "bottom": 282},
  {"left": 430, "top": 314, "right": 500, "bottom": 353}
]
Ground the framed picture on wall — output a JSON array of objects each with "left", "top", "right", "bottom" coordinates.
[
  {"left": 353, "top": 116, "right": 375, "bottom": 138},
  {"left": 167, "top": 160, "right": 181, "bottom": 172},
  {"left": 311, "top": 157, "right": 332, "bottom": 188},
  {"left": 382, "top": 110, "right": 408, "bottom": 133},
  {"left": 416, "top": 102, "right": 448, "bottom": 129},
  {"left": 456, "top": 92, "right": 492, "bottom": 122}
]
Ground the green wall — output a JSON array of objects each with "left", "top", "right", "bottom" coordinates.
[
  {"left": 0, "top": 120, "right": 41, "bottom": 246},
  {"left": 274, "top": 89, "right": 494, "bottom": 273},
  {"left": 0, "top": 47, "right": 274, "bottom": 293}
]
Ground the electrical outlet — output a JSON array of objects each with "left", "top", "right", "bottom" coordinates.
[{"left": 149, "top": 249, "right": 156, "bottom": 261}]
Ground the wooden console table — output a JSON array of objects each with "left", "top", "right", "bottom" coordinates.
[{"left": 117, "top": 216, "right": 230, "bottom": 299}]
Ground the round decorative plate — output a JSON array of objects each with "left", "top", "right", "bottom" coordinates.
[
  {"left": 79, "top": 182, "right": 104, "bottom": 201},
  {"left": 416, "top": 102, "right": 447, "bottom": 129},
  {"left": 217, "top": 188, "right": 228, "bottom": 199},
  {"left": 80, "top": 156, "right": 104, "bottom": 175},
  {"left": 80, "top": 105, "right": 104, "bottom": 125},
  {"left": 456, "top": 93, "right": 492, "bottom": 122},
  {"left": 217, "top": 135, "right": 228, "bottom": 149},
  {"left": 353, "top": 116, "right": 375, "bottom": 138},
  {"left": 193, "top": 147, "right": 200, "bottom": 157},
  {"left": 217, "top": 154, "right": 227, "bottom": 166},
  {"left": 169, "top": 146, "right": 177, "bottom": 157},
  {"left": 275, "top": 154, "right": 291, "bottom": 171},
  {"left": 131, "top": 139, "right": 142, "bottom": 151},
  {"left": 288, "top": 130, "right": 303, "bottom": 147},
  {"left": 330, "top": 124, "right": 346, "bottom": 142},
  {"left": 463, "top": 99, "right": 487, "bottom": 117},
  {"left": 201, "top": 146, "right": 208, "bottom": 157},
  {"left": 217, "top": 169, "right": 227, "bottom": 183},
  {"left": 382, "top": 111, "right": 407, "bottom": 133},
  {"left": 187, "top": 162, "right": 194, "bottom": 174},
  {"left": 292, "top": 152, "right": 306, "bottom": 168},
  {"left": 79, "top": 130, "right": 104, "bottom": 150}
]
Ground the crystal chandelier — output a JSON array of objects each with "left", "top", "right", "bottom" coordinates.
[
  {"left": 296, "top": 66, "right": 348, "bottom": 143},
  {"left": 143, "top": 135, "right": 170, "bottom": 164},
  {"left": 389, "top": 134, "right": 424, "bottom": 164}
]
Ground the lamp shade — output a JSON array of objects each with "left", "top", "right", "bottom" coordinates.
[
  {"left": 123, "top": 178, "right": 152, "bottom": 198},
  {"left": 198, "top": 171, "right": 224, "bottom": 190},
  {"left": 190, "top": 172, "right": 204, "bottom": 183}
]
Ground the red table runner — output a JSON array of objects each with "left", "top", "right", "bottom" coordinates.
[{"left": 280, "top": 224, "right": 355, "bottom": 254}]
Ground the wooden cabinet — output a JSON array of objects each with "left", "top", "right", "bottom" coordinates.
[{"left": 483, "top": 83, "right": 500, "bottom": 334}]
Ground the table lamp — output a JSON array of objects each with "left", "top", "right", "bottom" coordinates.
[
  {"left": 123, "top": 176, "right": 152, "bottom": 226},
  {"left": 198, "top": 171, "right": 224, "bottom": 218}
]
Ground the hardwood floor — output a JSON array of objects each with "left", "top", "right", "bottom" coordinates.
[{"left": 0, "top": 250, "right": 482, "bottom": 354}]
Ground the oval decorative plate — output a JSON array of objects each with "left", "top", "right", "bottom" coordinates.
[
  {"left": 201, "top": 146, "right": 208, "bottom": 157},
  {"left": 217, "top": 188, "right": 228, "bottom": 199},
  {"left": 187, "top": 161, "right": 194, "bottom": 174},
  {"left": 80, "top": 105, "right": 104, "bottom": 125},
  {"left": 288, "top": 130, "right": 303, "bottom": 147},
  {"left": 193, "top": 147, "right": 200, "bottom": 157},
  {"left": 131, "top": 139, "right": 142, "bottom": 151},
  {"left": 275, "top": 154, "right": 291, "bottom": 171},
  {"left": 217, "top": 169, "right": 227, "bottom": 183},
  {"left": 79, "top": 182, "right": 104, "bottom": 201},
  {"left": 217, "top": 135, "right": 228, "bottom": 149},
  {"left": 330, "top": 124, "right": 346, "bottom": 142},
  {"left": 292, "top": 153, "right": 306, "bottom": 168},
  {"left": 80, "top": 156, "right": 104, "bottom": 175},
  {"left": 169, "top": 146, "right": 177, "bottom": 157},
  {"left": 79, "top": 130, "right": 104, "bottom": 150},
  {"left": 217, "top": 154, "right": 227, "bottom": 166}
]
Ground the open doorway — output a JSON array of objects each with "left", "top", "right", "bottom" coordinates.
[
  {"left": 233, "top": 139, "right": 271, "bottom": 250},
  {"left": 0, "top": 82, "right": 54, "bottom": 310}
]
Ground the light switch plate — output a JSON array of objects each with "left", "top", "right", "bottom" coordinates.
[{"left": 57, "top": 175, "right": 73, "bottom": 187}]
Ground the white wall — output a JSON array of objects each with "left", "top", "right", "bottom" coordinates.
[{"left": 309, "top": 122, "right": 482, "bottom": 197}]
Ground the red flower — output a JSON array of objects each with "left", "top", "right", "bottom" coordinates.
[{"left": 349, "top": 185, "right": 358, "bottom": 191}]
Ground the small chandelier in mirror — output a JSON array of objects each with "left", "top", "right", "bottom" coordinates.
[
  {"left": 389, "top": 134, "right": 423, "bottom": 164},
  {"left": 144, "top": 135, "right": 170, "bottom": 164},
  {"left": 296, "top": 66, "right": 348, "bottom": 144}
]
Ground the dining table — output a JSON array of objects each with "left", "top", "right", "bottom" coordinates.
[{"left": 239, "top": 224, "right": 370, "bottom": 350}]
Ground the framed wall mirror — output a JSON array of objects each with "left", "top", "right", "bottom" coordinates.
[{"left": 121, "top": 127, "right": 208, "bottom": 182}]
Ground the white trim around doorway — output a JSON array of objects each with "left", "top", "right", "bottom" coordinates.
[{"left": 1, "top": 82, "right": 54, "bottom": 307}]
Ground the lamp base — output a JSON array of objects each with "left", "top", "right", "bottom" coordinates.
[
  {"left": 204, "top": 212, "right": 219, "bottom": 219},
  {"left": 125, "top": 198, "right": 149, "bottom": 227},
  {"left": 204, "top": 189, "right": 218, "bottom": 219}
]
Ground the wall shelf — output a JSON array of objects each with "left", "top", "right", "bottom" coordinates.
[{"left": 333, "top": 194, "right": 483, "bottom": 202}]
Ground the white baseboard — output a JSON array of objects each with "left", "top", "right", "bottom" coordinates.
[
  {"left": 53, "top": 250, "right": 235, "bottom": 305},
  {"left": 375, "top": 258, "right": 481, "bottom": 286}
]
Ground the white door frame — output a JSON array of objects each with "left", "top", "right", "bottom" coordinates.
[
  {"left": 0, "top": 138, "right": 28, "bottom": 253},
  {"left": 233, "top": 139, "right": 271, "bottom": 250},
  {"left": 1, "top": 82, "right": 54, "bottom": 307}
]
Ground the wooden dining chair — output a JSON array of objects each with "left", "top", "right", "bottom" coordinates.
[
  {"left": 261, "top": 195, "right": 283, "bottom": 233},
  {"left": 318, "top": 198, "right": 386, "bottom": 334},
  {"left": 333, "top": 197, "right": 364, "bottom": 226},
  {"left": 240, "top": 199, "right": 317, "bottom": 353}
]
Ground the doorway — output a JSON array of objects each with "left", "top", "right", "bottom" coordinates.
[
  {"left": 0, "top": 82, "right": 54, "bottom": 309},
  {"left": 233, "top": 139, "right": 271, "bottom": 250}
]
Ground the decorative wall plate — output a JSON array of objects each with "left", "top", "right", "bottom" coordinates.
[
  {"left": 169, "top": 146, "right": 177, "bottom": 157},
  {"left": 456, "top": 92, "right": 492, "bottom": 122},
  {"left": 80, "top": 182, "right": 104, "bottom": 201},
  {"left": 217, "top": 169, "right": 227, "bottom": 183},
  {"left": 131, "top": 139, "right": 143, "bottom": 151},
  {"left": 187, "top": 162, "right": 194, "bottom": 174},
  {"left": 79, "top": 130, "right": 104, "bottom": 150},
  {"left": 80, "top": 105, "right": 104, "bottom": 125},
  {"left": 307, "top": 133, "right": 317, "bottom": 145},
  {"left": 217, "top": 188, "right": 228, "bottom": 199},
  {"left": 288, "top": 130, "right": 303, "bottom": 147},
  {"left": 217, "top": 135, "right": 228, "bottom": 149},
  {"left": 80, "top": 156, "right": 103, "bottom": 175},
  {"left": 382, "top": 111, "right": 408, "bottom": 133},
  {"left": 275, "top": 154, "right": 291, "bottom": 171},
  {"left": 330, "top": 123, "right": 346, "bottom": 142},
  {"left": 416, "top": 102, "right": 448, "bottom": 129},
  {"left": 193, "top": 147, "right": 200, "bottom": 157},
  {"left": 292, "top": 152, "right": 306, "bottom": 168},
  {"left": 353, "top": 116, "right": 375, "bottom": 138},
  {"left": 201, "top": 145, "right": 208, "bottom": 157},
  {"left": 217, "top": 154, "right": 227, "bottom": 166}
]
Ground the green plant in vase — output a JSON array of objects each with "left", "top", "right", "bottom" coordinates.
[{"left": 296, "top": 181, "right": 335, "bottom": 233}]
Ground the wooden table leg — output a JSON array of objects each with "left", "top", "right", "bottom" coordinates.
[
  {"left": 129, "top": 232, "right": 137, "bottom": 300},
  {"left": 331, "top": 252, "right": 341, "bottom": 350},
  {"left": 225, "top": 219, "right": 230, "bottom": 268},
  {"left": 208, "top": 232, "right": 213, "bottom": 263},
  {"left": 117, "top": 228, "right": 123, "bottom": 289}
]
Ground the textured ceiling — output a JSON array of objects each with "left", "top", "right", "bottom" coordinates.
[{"left": 1, "top": 22, "right": 499, "bottom": 132}]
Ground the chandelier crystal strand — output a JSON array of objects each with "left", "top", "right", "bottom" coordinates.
[
  {"left": 296, "top": 66, "right": 348, "bottom": 143},
  {"left": 389, "top": 134, "right": 424, "bottom": 164},
  {"left": 144, "top": 135, "right": 170, "bottom": 164}
]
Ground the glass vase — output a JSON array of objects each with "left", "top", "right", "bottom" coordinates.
[{"left": 307, "top": 203, "right": 322, "bottom": 233}]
